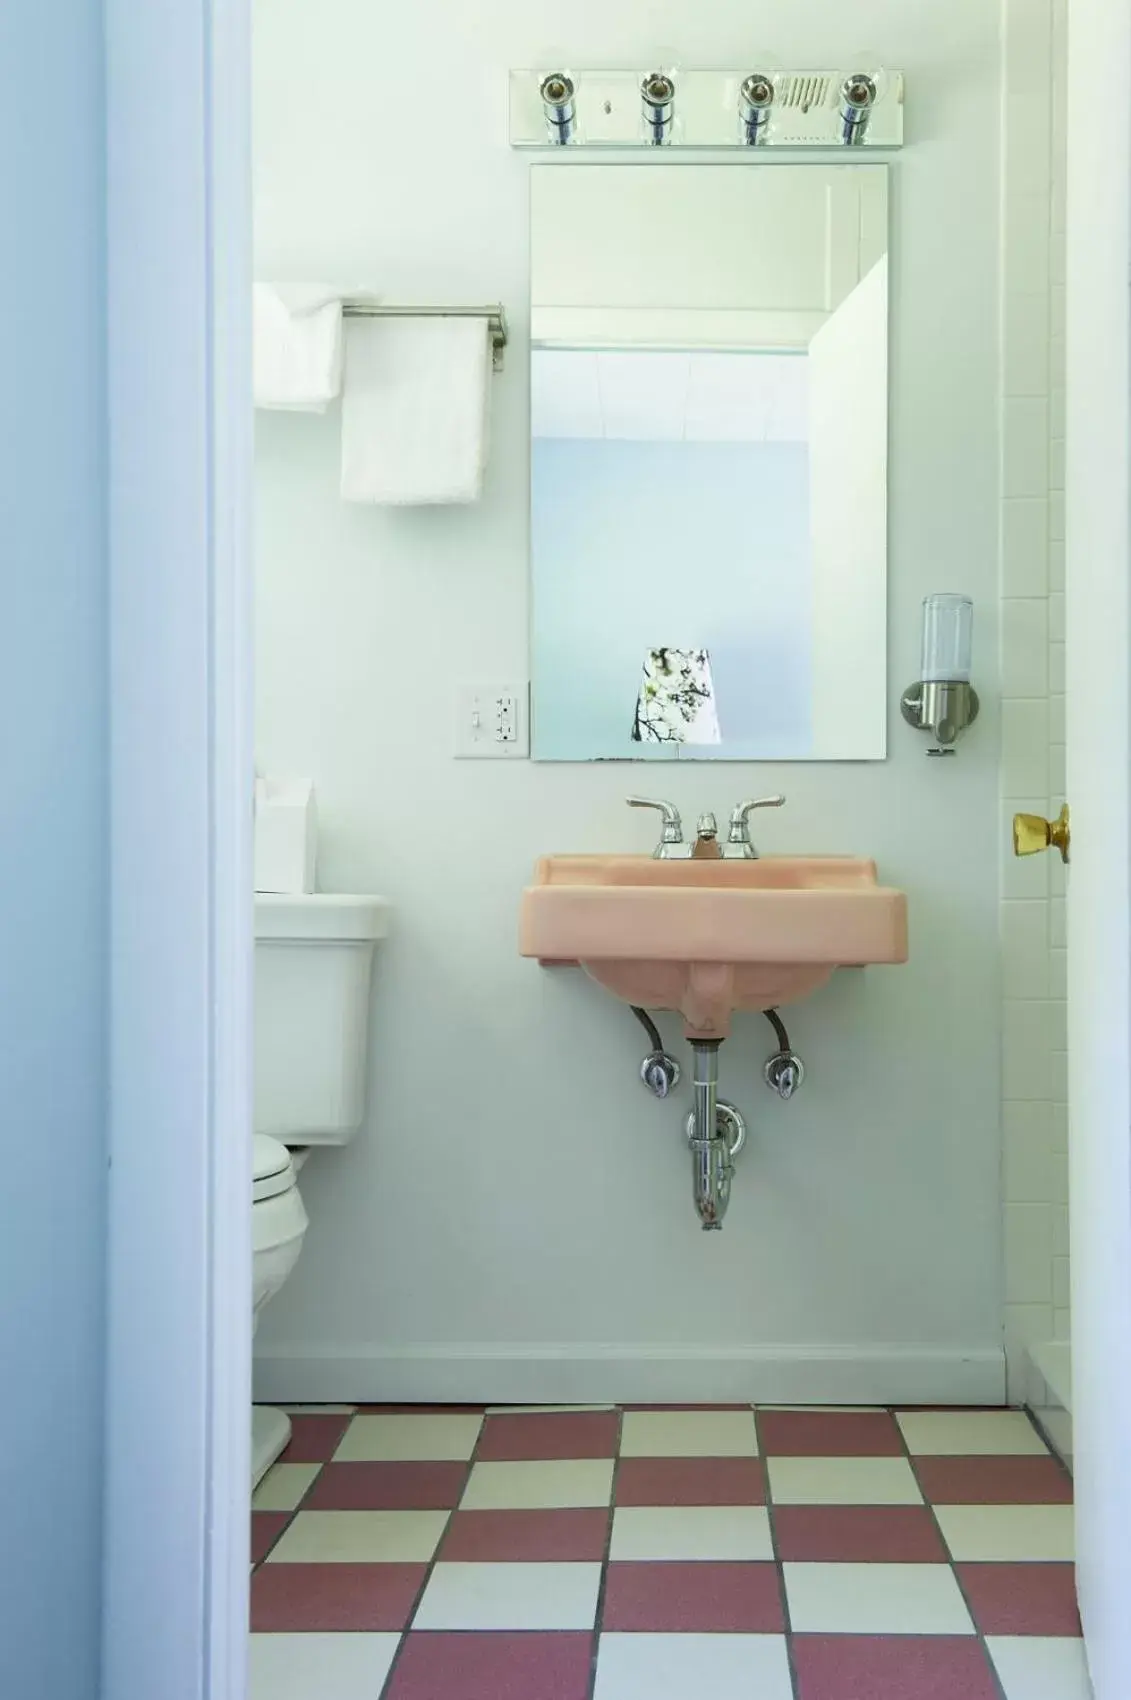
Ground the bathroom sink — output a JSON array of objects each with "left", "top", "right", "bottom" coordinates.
[{"left": 519, "top": 855, "right": 907, "bottom": 1036}]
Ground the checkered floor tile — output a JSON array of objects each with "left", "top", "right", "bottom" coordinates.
[{"left": 250, "top": 1403, "right": 1088, "bottom": 1700}]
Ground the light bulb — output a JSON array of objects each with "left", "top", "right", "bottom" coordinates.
[
  {"left": 540, "top": 72, "right": 576, "bottom": 145},
  {"left": 838, "top": 63, "right": 889, "bottom": 145},
  {"left": 641, "top": 71, "right": 676, "bottom": 145},
  {"left": 738, "top": 72, "right": 776, "bottom": 145}
]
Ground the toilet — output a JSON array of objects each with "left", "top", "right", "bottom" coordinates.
[{"left": 251, "top": 892, "right": 390, "bottom": 1485}]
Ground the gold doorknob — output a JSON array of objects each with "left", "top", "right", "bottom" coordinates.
[{"left": 1013, "top": 804, "right": 1070, "bottom": 863}]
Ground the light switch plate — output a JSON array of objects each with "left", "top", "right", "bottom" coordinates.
[{"left": 454, "top": 680, "right": 530, "bottom": 758}]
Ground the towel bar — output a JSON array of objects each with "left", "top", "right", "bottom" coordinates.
[{"left": 341, "top": 302, "right": 509, "bottom": 372}]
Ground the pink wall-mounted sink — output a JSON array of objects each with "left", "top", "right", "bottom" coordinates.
[{"left": 520, "top": 855, "right": 908, "bottom": 1037}]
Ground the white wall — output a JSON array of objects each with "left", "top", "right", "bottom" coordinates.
[
  {"left": 252, "top": 0, "right": 1006, "bottom": 1403},
  {"left": 0, "top": 2, "right": 107, "bottom": 1691}
]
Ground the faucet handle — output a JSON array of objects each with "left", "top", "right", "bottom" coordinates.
[
  {"left": 727, "top": 799, "right": 782, "bottom": 833},
  {"left": 627, "top": 796, "right": 685, "bottom": 848},
  {"left": 726, "top": 795, "right": 785, "bottom": 853}
]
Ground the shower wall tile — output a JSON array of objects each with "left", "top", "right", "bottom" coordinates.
[
  {"left": 1002, "top": 1102, "right": 1053, "bottom": 1205},
  {"left": 1001, "top": 900, "right": 1049, "bottom": 999},
  {"left": 1000, "top": 601, "right": 1048, "bottom": 696},
  {"left": 1002, "top": 403, "right": 1050, "bottom": 500},
  {"left": 1000, "top": 701, "right": 1049, "bottom": 798},
  {"left": 999, "top": 0, "right": 1068, "bottom": 1397},
  {"left": 1000, "top": 499, "right": 1048, "bottom": 598}
]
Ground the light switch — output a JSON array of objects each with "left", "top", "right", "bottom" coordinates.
[{"left": 454, "top": 680, "right": 530, "bottom": 758}]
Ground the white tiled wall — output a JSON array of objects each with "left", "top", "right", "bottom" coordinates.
[{"left": 1000, "top": 0, "right": 1069, "bottom": 1396}]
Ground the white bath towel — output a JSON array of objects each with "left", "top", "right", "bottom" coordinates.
[
  {"left": 254, "top": 283, "right": 346, "bottom": 412},
  {"left": 340, "top": 315, "right": 491, "bottom": 504}
]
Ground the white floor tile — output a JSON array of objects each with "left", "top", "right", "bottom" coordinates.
[
  {"left": 461, "top": 1458, "right": 614, "bottom": 1510},
  {"left": 248, "top": 1634, "right": 400, "bottom": 1700},
  {"left": 332, "top": 1412, "right": 482, "bottom": 1461},
  {"left": 266, "top": 1509, "right": 448, "bottom": 1563},
  {"left": 251, "top": 1462, "right": 321, "bottom": 1512},
  {"left": 988, "top": 1637, "right": 1093, "bottom": 1700},
  {"left": 934, "top": 1502, "right": 1075, "bottom": 1561},
  {"left": 896, "top": 1409, "right": 1048, "bottom": 1455},
  {"left": 620, "top": 1409, "right": 758, "bottom": 1458},
  {"left": 609, "top": 1505, "right": 773, "bottom": 1561},
  {"left": 767, "top": 1456, "right": 923, "bottom": 1506},
  {"left": 784, "top": 1562, "right": 974, "bottom": 1635},
  {"left": 413, "top": 1561, "right": 602, "bottom": 1630},
  {"left": 593, "top": 1633, "right": 793, "bottom": 1700}
]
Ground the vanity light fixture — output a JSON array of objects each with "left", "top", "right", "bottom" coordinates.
[
  {"left": 738, "top": 72, "right": 776, "bottom": 145},
  {"left": 839, "top": 70, "right": 880, "bottom": 145},
  {"left": 901, "top": 593, "right": 980, "bottom": 755},
  {"left": 641, "top": 71, "right": 676, "bottom": 145},
  {"left": 540, "top": 72, "right": 577, "bottom": 144}
]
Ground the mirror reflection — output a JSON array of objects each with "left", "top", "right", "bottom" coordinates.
[{"left": 529, "top": 164, "right": 889, "bottom": 761}]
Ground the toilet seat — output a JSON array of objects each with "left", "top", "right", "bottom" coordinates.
[{"left": 253, "top": 1134, "right": 295, "bottom": 1203}]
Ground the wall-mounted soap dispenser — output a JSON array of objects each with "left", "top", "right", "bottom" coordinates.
[{"left": 900, "top": 594, "right": 979, "bottom": 755}]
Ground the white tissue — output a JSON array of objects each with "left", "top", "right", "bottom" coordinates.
[{"left": 254, "top": 776, "right": 318, "bottom": 893}]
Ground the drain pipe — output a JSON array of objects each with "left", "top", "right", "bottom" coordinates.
[{"left": 685, "top": 1040, "right": 746, "bottom": 1230}]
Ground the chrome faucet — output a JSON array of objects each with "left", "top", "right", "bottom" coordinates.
[
  {"left": 629, "top": 796, "right": 786, "bottom": 859},
  {"left": 722, "top": 795, "right": 786, "bottom": 859},
  {"left": 691, "top": 812, "right": 722, "bottom": 859}
]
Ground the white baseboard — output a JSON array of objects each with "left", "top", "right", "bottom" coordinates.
[
  {"left": 1029, "top": 1339, "right": 1072, "bottom": 1412},
  {"left": 253, "top": 1342, "right": 1006, "bottom": 1407},
  {"left": 1028, "top": 1339, "right": 1073, "bottom": 1471}
]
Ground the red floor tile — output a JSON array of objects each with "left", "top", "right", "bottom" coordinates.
[
  {"left": 304, "top": 1460, "right": 468, "bottom": 1510},
  {"left": 385, "top": 1632, "right": 592, "bottom": 1700},
  {"left": 772, "top": 1504, "right": 948, "bottom": 1563},
  {"left": 758, "top": 1410, "right": 904, "bottom": 1456},
  {"left": 250, "top": 1511, "right": 290, "bottom": 1565},
  {"left": 958, "top": 1562, "right": 1082, "bottom": 1636},
  {"left": 916, "top": 1454, "right": 1074, "bottom": 1504},
  {"left": 440, "top": 1508, "right": 610, "bottom": 1562},
  {"left": 250, "top": 1561, "right": 426, "bottom": 1632},
  {"left": 279, "top": 1413, "right": 352, "bottom": 1462},
  {"left": 477, "top": 1409, "right": 619, "bottom": 1461},
  {"left": 792, "top": 1635, "right": 1001, "bottom": 1700},
  {"left": 602, "top": 1561, "right": 783, "bottom": 1632},
  {"left": 615, "top": 1456, "right": 765, "bottom": 1506}
]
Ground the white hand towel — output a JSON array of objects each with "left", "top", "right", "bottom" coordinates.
[
  {"left": 254, "top": 283, "right": 346, "bottom": 412},
  {"left": 340, "top": 315, "right": 491, "bottom": 504}
]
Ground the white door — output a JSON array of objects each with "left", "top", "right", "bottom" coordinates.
[{"left": 1065, "top": 1, "right": 1131, "bottom": 1694}]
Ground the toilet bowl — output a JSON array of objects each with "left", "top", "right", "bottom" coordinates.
[
  {"left": 252, "top": 1136, "right": 309, "bottom": 1485},
  {"left": 250, "top": 892, "right": 390, "bottom": 1486},
  {"left": 253, "top": 1136, "right": 308, "bottom": 1322}
]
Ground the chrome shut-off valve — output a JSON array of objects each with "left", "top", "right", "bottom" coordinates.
[
  {"left": 764, "top": 1050, "right": 805, "bottom": 1099},
  {"left": 641, "top": 1051, "right": 681, "bottom": 1098}
]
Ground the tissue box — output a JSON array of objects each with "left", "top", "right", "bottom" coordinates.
[{"left": 255, "top": 775, "right": 318, "bottom": 894}]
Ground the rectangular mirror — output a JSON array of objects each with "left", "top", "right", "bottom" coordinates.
[{"left": 529, "top": 163, "right": 889, "bottom": 761}]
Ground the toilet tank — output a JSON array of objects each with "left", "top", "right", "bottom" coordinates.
[{"left": 254, "top": 894, "right": 391, "bottom": 1145}]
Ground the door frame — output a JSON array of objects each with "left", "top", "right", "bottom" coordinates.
[
  {"left": 101, "top": 0, "right": 253, "bottom": 1694},
  {"left": 1065, "top": 0, "right": 1131, "bottom": 1695}
]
